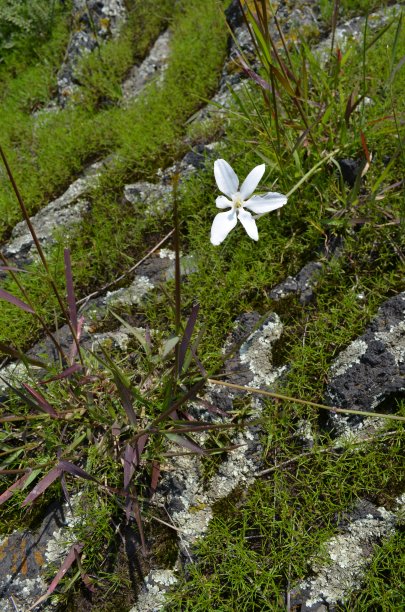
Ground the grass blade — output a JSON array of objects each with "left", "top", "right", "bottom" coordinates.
[
  {"left": 165, "top": 432, "right": 206, "bottom": 455},
  {"left": 21, "top": 383, "right": 58, "bottom": 417},
  {"left": 22, "top": 466, "right": 62, "bottom": 506},
  {"left": 58, "top": 459, "right": 99, "bottom": 483},
  {"left": 0, "top": 288, "right": 35, "bottom": 314},
  {"left": 0, "top": 471, "right": 31, "bottom": 506},
  {"left": 64, "top": 248, "right": 78, "bottom": 333},
  {"left": 178, "top": 303, "right": 200, "bottom": 375},
  {"left": 28, "top": 543, "right": 84, "bottom": 610}
]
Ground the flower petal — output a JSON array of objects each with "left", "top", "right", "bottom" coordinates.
[
  {"left": 238, "top": 209, "right": 258, "bottom": 241},
  {"left": 216, "top": 195, "right": 232, "bottom": 209},
  {"left": 244, "top": 192, "right": 287, "bottom": 214},
  {"left": 239, "top": 164, "right": 265, "bottom": 199},
  {"left": 214, "top": 159, "right": 239, "bottom": 197},
  {"left": 210, "top": 210, "right": 237, "bottom": 245}
]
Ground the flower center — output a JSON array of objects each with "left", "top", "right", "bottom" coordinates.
[{"left": 232, "top": 192, "right": 244, "bottom": 209}]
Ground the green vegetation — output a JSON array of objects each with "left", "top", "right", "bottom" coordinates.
[{"left": 0, "top": 0, "right": 404, "bottom": 609}]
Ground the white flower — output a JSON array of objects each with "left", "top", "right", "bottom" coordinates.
[{"left": 210, "top": 159, "right": 288, "bottom": 246}]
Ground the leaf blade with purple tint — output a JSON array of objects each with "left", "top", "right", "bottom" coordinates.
[
  {"left": 64, "top": 248, "right": 78, "bottom": 333},
  {"left": 21, "top": 383, "right": 58, "bottom": 417},
  {"left": 0, "top": 288, "right": 34, "bottom": 313},
  {"left": 22, "top": 466, "right": 62, "bottom": 506},
  {"left": 178, "top": 303, "right": 200, "bottom": 375}
]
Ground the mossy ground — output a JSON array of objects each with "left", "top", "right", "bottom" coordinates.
[{"left": 0, "top": 1, "right": 404, "bottom": 610}]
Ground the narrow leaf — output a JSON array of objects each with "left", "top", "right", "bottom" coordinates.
[
  {"left": 113, "top": 374, "right": 137, "bottom": 425},
  {"left": 58, "top": 460, "right": 98, "bottom": 483},
  {"left": 130, "top": 494, "right": 146, "bottom": 555},
  {"left": 165, "top": 433, "right": 206, "bottom": 455},
  {"left": 39, "top": 363, "right": 83, "bottom": 385},
  {"left": 110, "top": 310, "right": 150, "bottom": 354},
  {"left": 161, "top": 336, "right": 179, "bottom": 359},
  {"left": 178, "top": 303, "right": 200, "bottom": 375},
  {"left": 134, "top": 434, "right": 148, "bottom": 466},
  {"left": 238, "top": 56, "right": 271, "bottom": 90},
  {"left": 0, "top": 289, "right": 34, "bottom": 313},
  {"left": 150, "top": 460, "right": 160, "bottom": 493},
  {"left": 0, "top": 266, "right": 28, "bottom": 273},
  {"left": 21, "top": 383, "right": 58, "bottom": 417},
  {"left": 0, "top": 471, "right": 31, "bottom": 506},
  {"left": 0, "top": 342, "right": 46, "bottom": 367},
  {"left": 123, "top": 444, "right": 136, "bottom": 489},
  {"left": 0, "top": 378, "right": 54, "bottom": 417},
  {"left": 360, "top": 131, "right": 371, "bottom": 163},
  {"left": 365, "top": 18, "right": 394, "bottom": 51},
  {"left": 29, "top": 543, "right": 84, "bottom": 610},
  {"left": 64, "top": 249, "right": 78, "bottom": 333},
  {"left": 22, "top": 466, "right": 62, "bottom": 506}
]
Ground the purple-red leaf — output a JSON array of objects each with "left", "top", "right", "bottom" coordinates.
[
  {"left": 0, "top": 342, "right": 46, "bottom": 367},
  {"left": 39, "top": 363, "right": 83, "bottom": 385},
  {"left": 60, "top": 472, "right": 73, "bottom": 513},
  {"left": 150, "top": 461, "right": 160, "bottom": 493},
  {"left": 238, "top": 55, "right": 271, "bottom": 91},
  {"left": 127, "top": 493, "right": 146, "bottom": 554},
  {"left": 21, "top": 383, "right": 58, "bottom": 417},
  {"left": 0, "top": 471, "right": 31, "bottom": 506},
  {"left": 58, "top": 460, "right": 98, "bottom": 483},
  {"left": 0, "top": 266, "right": 28, "bottom": 273},
  {"left": 178, "top": 303, "right": 200, "bottom": 375},
  {"left": 29, "top": 543, "right": 84, "bottom": 609},
  {"left": 0, "top": 289, "right": 34, "bottom": 313},
  {"left": 134, "top": 434, "right": 148, "bottom": 466},
  {"left": 123, "top": 444, "right": 136, "bottom": 490},
  {"left": 22, "top": 467, "right": 62, "bottom": 506},
  {"left": 114, "top": 375, "right": 137, "bottom": 425},
  {"left": 64, "top": 248, "right": 78, "bottom": 333}
]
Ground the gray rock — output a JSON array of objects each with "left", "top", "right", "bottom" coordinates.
[
  {"left": 122, "top": 30, "right": 171, "bottom": 103},
  {"left": 325, "top": 292, "right": 405, "bottom": 434},
  {"left": 57, "top": 0, "right": 126, "bottom": 105},
  {"left": 316, "top": 4, "right": 403, "bottom": 60},
  {"left": 3, "top": 160, "right": 105, "bottom": 266},
  {"left": 270, "top": 261, "right": 323, "bottom": 304},
  {"left": 0, "top": 499, "right": 80, "bottom": 611}
]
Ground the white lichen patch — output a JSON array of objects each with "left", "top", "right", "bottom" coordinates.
[
  {"left": 375, "top": 318, "right": 405, "bottom": 364},
  {"left": 331, "top": 414, "right": 386, "bottom": 446},
  {"left": 90, "top": 328, "right": 131, "bottom": 351},
  {"left": 0, "top": 362, "right": 35, "bottom": 393},
  {"left": 131, "top": 569, "right": 178, "bottom": 612},
  {"left": 45, "top": 495, "right": 82, "bottom": 564},
  {"left": 159, "top": 248, "right": 176, "bottom": 260},
  {"left": 300, "top": 508, "right": 398, "bottom": 608},
  {"left": 329, "top": 339, "right": 368, "bottom": 378},
  {"left": 4, "top": 162, "right": 102, "bottom": 260},
  {"left": 122, "top": 30, "right": 171, "bottom": 103},
  {"left": 239, "top": 315, "right": 286, "bottom": 387},
  {"left": 1, "top": 575, "right": 47, "bottom": 612},
  {"left": 105, "top": 276, "right": 154, "bottom": 307}
]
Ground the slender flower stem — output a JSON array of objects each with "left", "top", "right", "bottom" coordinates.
[
  {"left": 0, "top": 145, "right": 83, "bottom": 364},
  {"left": 207, "top": 378, "right": 405, "bottom": 422},
  {"left": 172, "top": 173, "right": 181, "bottom": 377}
]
